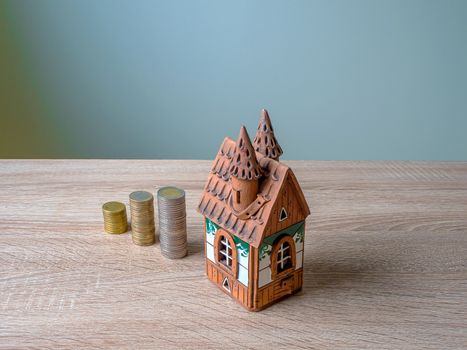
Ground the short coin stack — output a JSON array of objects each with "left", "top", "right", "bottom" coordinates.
[
  {"left": 102, "top": 201, "right": 128, "bottom": 234},
  {"left": 129, "top": 191, "right": 156, "bottom": 246},
  {"left": 157, "top": 186, "right": 187, "bottom": 259}
]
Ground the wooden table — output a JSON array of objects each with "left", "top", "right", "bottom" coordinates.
[{"left": 1, "top": 160, "right": 466, "bottom": 349}]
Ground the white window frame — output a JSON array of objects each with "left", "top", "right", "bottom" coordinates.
[{"left": 219, "top": 235, "right": 232, "bottom": 268}]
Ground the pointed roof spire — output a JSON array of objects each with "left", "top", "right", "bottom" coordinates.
[
  {"left": 229, "top": 126, "right": 262, "bottom": 180},
  {"left": 253, "top": 109, "right": 283, "bottom": 160}
]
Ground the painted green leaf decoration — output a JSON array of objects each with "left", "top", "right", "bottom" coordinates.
[
  {"left": 206, "top": 219, "right": 218, "bottom": 236},
  {"left": 294, "top": 228, "right": 304, "bottom": 243},
  {"left": 236, "top": 242, "right": 249, "bottom": 257},
  {"left": 259, "top": 244, "right": 272, "bottom": 260},
  {"left": 233, "top": 236, "right": 249, "bottom": 257}
]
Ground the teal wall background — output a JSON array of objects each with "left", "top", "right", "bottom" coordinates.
[{"left": 1, "top": 0, "right": 466, "bottom": 160}]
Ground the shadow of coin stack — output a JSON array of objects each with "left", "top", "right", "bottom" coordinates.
[
  {"left": 102, "top": 201, "right": 128, "bottom": 234},
  {"left": 157, "top": 186, "right": 187, "bottom": 259},
  {"left": 129, "top": 191, "right": 156, "bottom": 246}
]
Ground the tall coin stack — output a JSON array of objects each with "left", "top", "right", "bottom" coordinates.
[
  {"left": 157, "top": 186, "right": 187, "bottom": 259},
  {"left": 102, "top": 201, "right": 128, "bottom": 234},
  {"left": 129, "top": 191, "right": 156, "bottom": 246}
]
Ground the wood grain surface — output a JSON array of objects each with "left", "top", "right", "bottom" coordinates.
[{"left": 1, "top": 160, "right": 466, "bottom": 349}]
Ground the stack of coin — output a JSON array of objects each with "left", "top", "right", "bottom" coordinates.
[
  {"left": 129, "top": 191, "right": 156, "bottom": 246},
  {"left": 157, "top": 186, "right": 187, "bottom": 259},
  {"left": 102, "top": 201, "right": 128, "bottom": 234}
]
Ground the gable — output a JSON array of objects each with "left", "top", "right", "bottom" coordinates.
[{"left": 263, "top": 169, "right": 310, "bottom": 237}]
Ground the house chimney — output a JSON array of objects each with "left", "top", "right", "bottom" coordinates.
[
  {"left": 229, "top": 126, "right": 262, "bottom": 213},
  {"left": 253, "top": 109, "right": 283, "bottom": 161}
]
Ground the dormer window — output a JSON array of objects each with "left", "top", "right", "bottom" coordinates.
[{"left": 279, "top": 207, "right": 288, "bottom": 222}]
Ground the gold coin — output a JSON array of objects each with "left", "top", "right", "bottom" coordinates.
[
  {"left": 104, "top": 224, "right": 127, "bottom": 234},
  {"left": 102, "top": 201, "right": 126, "bottom": 213},
  {"left": 133, "top": 238, "right": 155, "bottom": 246},
  {"left": 102, "top": 201, "right": 128, "bottom": 234},
  {"left": 105, "top": 224, "right": 127, "bottom": 229},
  {"left": 129, "top": 191, "right": 153, "bottom": 203},
  {"left": 129, "top": 191, "right": 155, "bottom": 246}
]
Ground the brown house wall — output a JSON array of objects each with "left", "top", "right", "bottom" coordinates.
[
  {"left": 206, "top": 260, "right": 252, "bottom": 309},
  {"left": 204, "top": 198, "right": 306, "bottom": 311},
  {"left": 205, "top": 241, "right": 304, "bottom": 311},
  {"left": 254, "top": 268, "right": 303, "bottom": 310}
]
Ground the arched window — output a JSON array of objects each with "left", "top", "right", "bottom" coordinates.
[
  {"left": 219, "top": 235, "right": 233, "bottom": 267},
  {"left": 271, "top": 235, "right": 296, "bottom": 279},
  {"left": 214, "top": 229, "right": 238, "bottom": 277}
]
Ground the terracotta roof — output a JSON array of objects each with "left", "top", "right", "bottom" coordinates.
[
  {"left": 197, "top": 137, "right": 309, "bottom": 248},
  {"left": 229, "top": 126, "right": 262, "bottom": 180},
  {"left": 253, "top": 109, "right": 283, "bottom": 160}
]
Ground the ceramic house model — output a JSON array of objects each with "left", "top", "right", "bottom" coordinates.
[{"left": 197, "top": 109, "right": 310, "bottom": 311}]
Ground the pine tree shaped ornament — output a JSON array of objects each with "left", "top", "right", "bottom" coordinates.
[{"left": 253, "top": 109, "right": 283, "bottom": 161}]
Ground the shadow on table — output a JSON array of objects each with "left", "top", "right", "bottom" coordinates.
[{"left": 302, "top": 244, "right": 393, "bottom": 290}]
